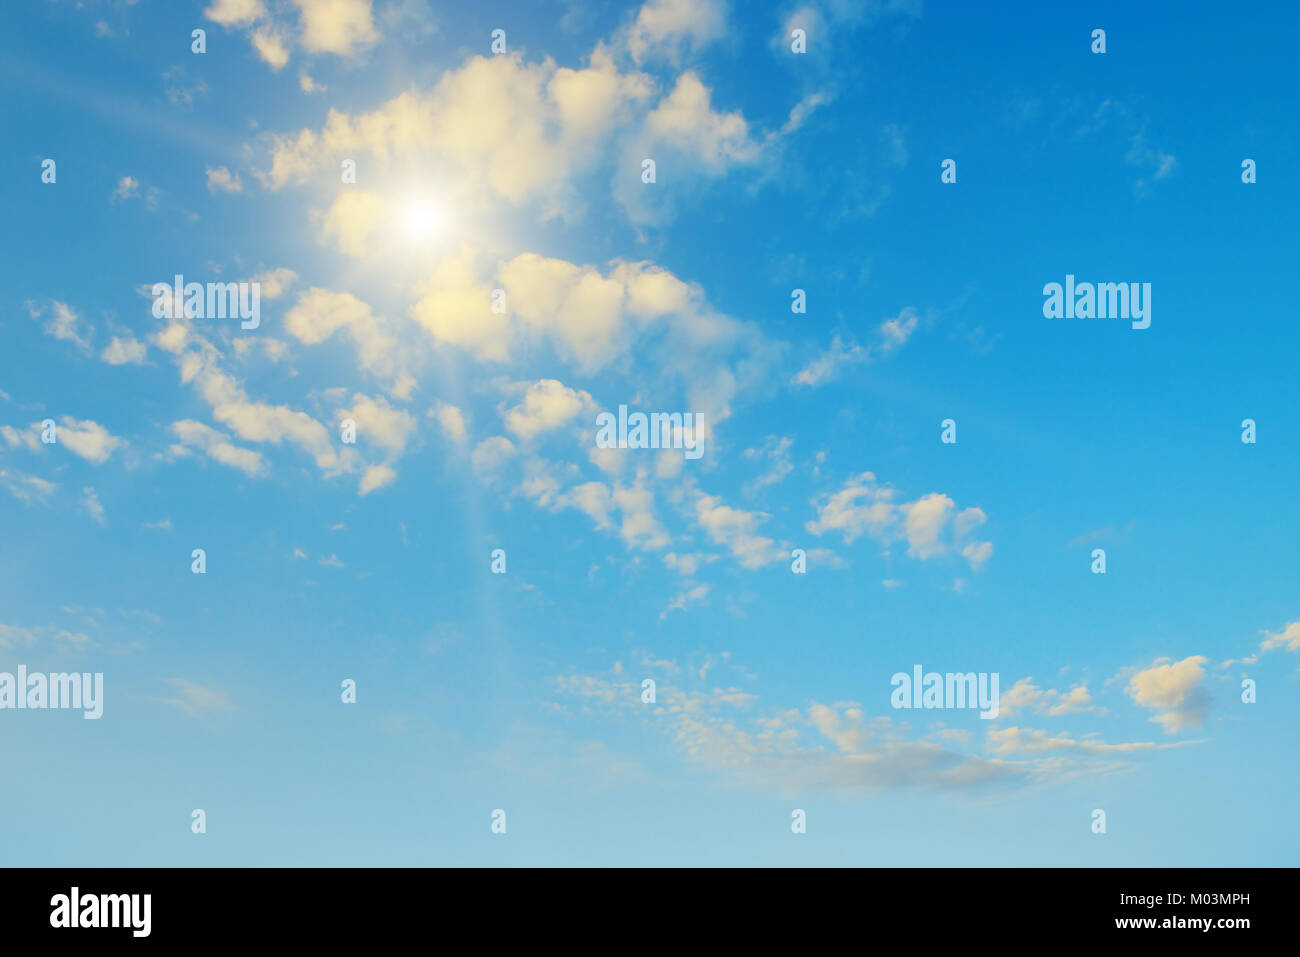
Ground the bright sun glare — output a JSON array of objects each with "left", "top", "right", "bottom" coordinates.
[{"left": 399, "top": 197, "right": 444, "bottom": 242}]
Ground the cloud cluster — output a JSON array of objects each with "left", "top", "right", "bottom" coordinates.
[
  {"left": 205, "top": 0, "right": 379, "bottom": 70},
  {"left": 1126, "top": 656, "right": 1211, "bottom": 733},
  {"left": 806, "top": 471, "right": 993, "bottom": 570}
]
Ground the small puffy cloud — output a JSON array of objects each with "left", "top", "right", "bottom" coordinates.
[
  {"left": 643, "top": 71, "right": 761, "bottom": 171},
  {"left": 409, "top": 250, "right": 509, "bottom": 362},
  {"left": 491, "top": 254, "right": 748, "bottom": 373},
  {"left": 259, "top": 49, "right": 651, "bottom": 201},
  {"left": 877, "top": 308, "right": 919, "bottom": 354},
  {"left": 100, "top": 336, "right": 147, "bottom": 365},
  {"left": 206, "top": 0, "right": 374, "bottom": 77},
  {"left": 1259, "top": 620, "right": 1300, "bottom": 654},
  {"left": 167, "top": 346, "right": 341, "bottom": 472},
  {"left": 359, "top": 463, "right": 397, "bottom": 495},
  {"left": 299, "top": 71, "right": 325, "bottom": 93},
  {"left": 502, "top": 379, "right": 593, "bottom": 441},
  {"left": 808, "top": 703, "right": 878, "bottom": 753},
  {"left": 171, "top": 420, "right": 266, "bottom": 475},
  {"left": 429, "top": 401, "right": 467, "bottom": 442},
  {"left": 56, "top": 417, "right": 125, "bottom": 464},
  {"left": 204, "top": 0, "right": 266, "bottom": 26},
  {"left": 319, "top": 190, "right": 386, "bottom": 258},
  {"left": 559, "top": 480, "right": 615, "bottom": 530},
  {"left": 213, "top": 398, "right": 337, "bottom": 470},
  {"left": 294, "top": 0, "right": 379, "bottom": 56},
  {"left": 807, "top": 472, "right": 992, "bottom": 570},
  {"left": 961, "top": 541, "right": 994, "bottom": 570},
  {"left": 339, "top": 393, "right": 416, "bottom": 455},
  {"left": 284, "top": 287, "right": 403, "bottom": 389},
  {"left": 497, "top": 254, "right": 630, "bottom": 369},
  {"left": 663, "top": 552, "right": 715, "bottom": 576},
  {"left": 471, "top": 436, "right": 516, "bottom": 477},
  {"left": 694, "top": 493, "right": 780, "bottom": 568},
  {"left": 250, "top": 267, "right": 297, "bottom": 300},
  {"left": 554, "top": 478, "right": 670, "bottom": 552},
  {"left": 250, "top": 25, "right": 290, "bottom": 69},
  {"left": 111, "top": 175, "right": 140, "bottom": 203},
  {"left": 206, "top": 166, "right": 244, "bottom": 192},
  {"left": 612, "top": 481, "right": 672, "bottom": 551},
  {"left": 1126, "top": 656, "right": 1211, "bottom": 733},
  {"left": 903, "top": 493, "right": 955, "bottom": 560},
  {"left": 624, "top": 0, "right": 727, "bottom": 64}
]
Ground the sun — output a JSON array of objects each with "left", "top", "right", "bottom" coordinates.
[{"left": 398, "top": 196, "right": 445, "bottom": 243}]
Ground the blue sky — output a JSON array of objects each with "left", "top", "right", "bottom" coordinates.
[{"left": 1, "top": 0, "right": 1298, "bottom": 866}]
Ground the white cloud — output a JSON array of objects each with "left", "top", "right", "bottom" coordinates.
[
  {"left": 1, "top": 424, "right": 42, "bottom": 452},
  {"left": 339, "top": 393, "right": 416, "bottom": 455},
  {"left": 294, "top": 0, "right": 378, "bottom": 56},
  {"left": 100, "top": 336, "right": 147, "bottom": 365},
  {"left": 429, "top": 401, "right": 467, "bottom": 443},
  {"left": 250, "top": 267, "right": 297, "bottom": 300},
  {"left": 206, "top": 166, "right": 244, "bottom": 192},
  {"left": 644, "top": 71, "right": 761, "bottom": 171},
  {"left": 1126, "top": 656, "right": 1211, "bottom": 733},
  {"left": 1260, "top": 620, "right": 1300, "bottom": 654},
  {"left": 171, "top": 420, "right": 266, "bottom": 475},
  {"left": 694, "top": 493, "right": 780, "bottom": 568},
  {"left": 204, "top": 0, "right": 266, "bottom": 26},
  {"left": 80, "top": 487, "right": 106, "bottom": 526},
  {"left": 284, "top": 287, "right": 405, "bottom": 391},
  {"left": 624, "top": 0, "right": 727, "bottom": 64},
  {"left": 359, "top": 464, "right": 396, "bottom": 494},
  {"left": 111, "top": 175, "right": 140, "bottom": 203},
  {"left": 0, "top": 469, "right": 56, "bottom": 505},
  {"left": 56, "top": 417, "right": 125, "bottom": 464},
  {"left": 502, "top": 379, "right": 593, "bottom": 441},
  {"left": 806, "top": 472, "right": 992, "bottom": 570},
  {"left": 743, "top": 436, "right": 793, "bottom": 495},
  {"left": 554, "top": 477, "right": 671, "bottom": 552},
  {"left": 27, "top": 300, "right": 92, "bottom": 353},
  {"left": 471, "top": 436, "right": 516, "bottom": 477},
  {"left": 793, "top": 308, "right": 919, "bottom": 386},
  {"left": 986, "top": 726, "right": 1196, "bottom": 756},
  {"left": 996, "top": 678, "right": 1100, "bottom": 719},
  {"left": 557, "top": 664, "right": 1031, "bottom": 793},
  {"left": 661, "top": 583, "right": 709, "bottom": 618},
  {"left": 250, "top": 25, "right": 291, "bottom": 69}
]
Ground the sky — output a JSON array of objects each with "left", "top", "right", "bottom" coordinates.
[{"left": 1, "top": 0, "right": 1297, "bottom": 867}]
